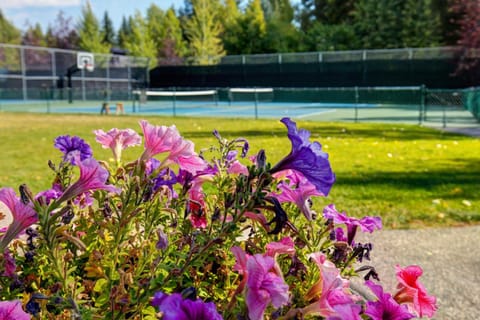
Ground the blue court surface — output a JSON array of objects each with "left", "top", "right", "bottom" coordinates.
[{"left": 0, "top": 99, "right": 477, "bottom": 126}]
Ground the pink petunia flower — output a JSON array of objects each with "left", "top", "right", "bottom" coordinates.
[
  {"left": 323, "top": 204, "right": 382, "bottom": 245},
  {"left": 302, "top": 252, "right": 361, "bottom": 319},
  {"left": 94, "top": 128, "right": 141, "bottom": 163},
  {"left": 0, "top": 188, "right": 37, "bottom": 251},
  {"left": 0, "top": 300, "right": 30, "bottom": 320},
  {"left": 56, "top": 157, "right": 120, "bottom": 204},
  {"left": 272, "top": 170, "right": 322, "bottom": 220},
  {"left": 139, "top": 120, "right": 207, "bottom": 174},
  {"left": 394, "top": 265, "right": 437, "bottom": 318},
  {"left": 265, "top": 236, "right": 295, "bottom": 257},
  {"left": 245, "top": 254, "right": 290, "bottom": 320},
  {"left": 227, "top": 160, "right": 249, "bottom": 175}
]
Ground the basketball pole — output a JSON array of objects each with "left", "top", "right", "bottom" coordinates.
[{"left": 66, "top": 65, "right": 80, "bottom": 104}]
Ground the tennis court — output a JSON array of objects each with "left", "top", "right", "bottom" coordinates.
[{"left": 0, "top": 87, "right": 478, "bottom": 128}]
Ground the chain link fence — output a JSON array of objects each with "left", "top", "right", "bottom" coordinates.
[{"left": 0, "top": 43, "right": 150, "bottom": 102}]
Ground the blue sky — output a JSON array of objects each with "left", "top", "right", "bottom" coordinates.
[{"left": 0, "top": 0, "right": 186, "bottom": 31}]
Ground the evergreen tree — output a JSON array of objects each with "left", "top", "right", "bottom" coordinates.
[
  {"left": 101, "top": 11, "right": 116, "bottom": 46},
  {"left": 352, "top": 0, "right": 403, "bottom": 49},
  {"left": 235, "top": 0, "right": 267, "bottom": 54},
  {"left": 262, "top": 0, "right": 300, "bottom": 53},
  {"left": 78, "top": 2, "right": 110, "bottom": 53},
  {"left": 299, "top": 0, "right": 355, "bottom": 31},
  {"left": 160, "top": 8, "right": 188, "bottom": 63},
  {"left": 22, "top": 23, "right": 46, "bottom": 47},
  {"left": 117, "top": 16, "right": 132, "bottom": 49},
  {"left": 221, "top": 0, "right": 243, "bottom": 54},
  {"left": 0, "top": 10, "right": 21, "bottom": 71},
  {"left": 302, "top": 22, "right": 358, "bottom": 51},
  {"left": 184, "top": 0, "right": 225, "bottom": 65},
  {"left": 0, "top": 10, "right": 21, "bottom": 44},
  {"left": 124, "top": 11, "right": 157, "bottom": 67},
  {"left": 400, "top": 0, "right": 441, "bottom": 48}
]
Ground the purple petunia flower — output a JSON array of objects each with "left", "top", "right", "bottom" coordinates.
[
  {"left": 365, "top": 280, "right": 415, "bottom": 320},
  {"left": 151, "top": 292, "right": 223, "bottom": 320},
  {"left": 272, "top": 169, "right": 322, "bottom": 220},
  {"left": 323, "top": 204, "right": 382, "bottom": 245},
  {"left": 55, "top": 157, "right": 120, "bottom": 204},
  {"left": 0, "top": 300, "right": 30, "bottom": 320},
  {"left": 270, "top": 118, "right": 335, "bottom": 196},
  {"left": 54, "top": 135, "right": 93, "bottom": 165}
]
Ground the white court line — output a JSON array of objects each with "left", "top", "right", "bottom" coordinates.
[
  {"left": 183, "top": 105, "right": 253, "bottom": 116},
  {"left": 296, "top": 109, "right": 338, "bottom": 119}
]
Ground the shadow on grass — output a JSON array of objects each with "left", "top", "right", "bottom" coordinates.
[
  {"left": 335, "top": 159, "right": 480, "bottom": 200},
  {"left": 182, "top": 124, "right": 471, "bottom": 141}
]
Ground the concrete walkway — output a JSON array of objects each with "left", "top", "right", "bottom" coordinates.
[
  {"left": 426, "top": 125, "right": 480, "bottom": 137},
  {"left": 356, "top": 225, "right": 480, "bottom": 320}
]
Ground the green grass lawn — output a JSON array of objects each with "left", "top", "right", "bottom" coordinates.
[{"left": 1, "top": 112, "right": 479, "bottom": 229}]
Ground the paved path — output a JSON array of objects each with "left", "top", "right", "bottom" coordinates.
[
  {"left": 427, "top": 125, "right": 480, "bottom": 137},
  {"left": 356, "top": 225, "right": 480, "bottom": 320}
]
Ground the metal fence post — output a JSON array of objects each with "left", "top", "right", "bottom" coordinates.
[
  {"left": 354, "top": 86, "right": 359, "bottom": 122},
  {"left": 419, "top": 84, "right": 426, "bottom": 125}
]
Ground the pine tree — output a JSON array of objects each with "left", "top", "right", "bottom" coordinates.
[
  {"left": 221, "top": 0, "right": 243, "bottom": 54},
  {"left": 78, "top": 2, "right": 110, "bottom": 53},
  {"left": 262, "top": 0, "right": 300, "bottom": 53},
  {"left": 0, "top": 10, "right": 21, "bottom": 44},
  {"left": 124, "top": 11, "right": 157, "bottom": 68},
  {"left": 238, "top": 0, "right": 267, "bottom": 54},
  {"left": 352, "top": 0, "right": 403, "bottom": 49},
  {"left": 184, "top": 0, "right": 225, "bottom": 65},
  {"left": 101, "top": 11, "right": 116, "bottom": 46},
  {"left": 160, "top": 8, "right": 188, "bottom": 63},
  {"left": 22, "top": 23, "right": 46, "bottom": 47},
  {"left": 117, "top": 16, "right": 132, "bottom": 49},
  {"left": 400, "top": 0, "right": 441, "bottom": 48}
]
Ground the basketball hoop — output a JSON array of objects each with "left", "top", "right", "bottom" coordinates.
[{"left": 77, "top": 52, "right": 95, "bottom": 72}]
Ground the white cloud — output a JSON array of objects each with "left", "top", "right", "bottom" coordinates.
[{"left": 0, "top": 0, "right": 81, "bottom": 9}]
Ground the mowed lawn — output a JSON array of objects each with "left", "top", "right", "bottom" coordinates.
[{"left": 1, "top": 112, "right": 479, "bottom": 229}]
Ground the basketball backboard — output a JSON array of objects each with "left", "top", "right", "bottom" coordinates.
[{"left": 77, "top": 52, "right": 95, "bottom": 72}]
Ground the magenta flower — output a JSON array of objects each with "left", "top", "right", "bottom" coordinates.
[
  {"left": 151, "top": 292, "right": 223, "bottom": 320},
  {"left": 265, "top": 236, "right": 295, "bottom": 257},
  {"left": 272, "top": 170, "right": 322, "bottom": 220},
  {"left": 139, "top": 120, "right": 207, "bottom": 174},
  {"left": 35, "top": 183, "right": 63, "bottom": 206},
  {"left": 246, "top": 254, "right": 290, "bottom": 320},
  {"left": 0, "top": 300, "right": 30, "bottom": 320},
  {"left": 186, "top": 182, "right": 207, "bottom": 229},
  {"left": 54, "top": 135, "right": 92, "bottom": 165},
  {"left": 302, "top": 252, "right": 361, "bottom": 319},
  {"left": 3, "top": 250, "right": 16, "bottom": 277},
  {"left": 394, "top": 265, "right": 437, "bottom": 318},
  {"left": 94, "top": 128, "right": 141, "bottom": 163},
  {"left": 0, "top": 188, "right": 37, "bottom": 251},
  {"left": 365, "top": 280, "right": 415, "bottom": 320},
  {"left": 323, "top": 204, "right": 382, "bottom": 245},
  {"left": 270, "top": 118, "right": 335, "bottom": 196},
  {"left": 56, "top": 157, "right": 120, "bottom": 204}
]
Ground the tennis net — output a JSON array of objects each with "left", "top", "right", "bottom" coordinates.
[{"left": 132, "top": 89, "right": 218, "bottom": 115}]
